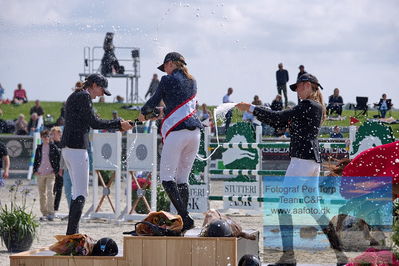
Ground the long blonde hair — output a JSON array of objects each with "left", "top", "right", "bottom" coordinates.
[
  {"left": 308, "top": 83, "right": 326, "bottom": 122},
  {"left": 174, "top": 61, "right": 194, "bottom": 80}
]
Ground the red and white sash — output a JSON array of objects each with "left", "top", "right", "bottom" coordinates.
[{"left": 161, "top": 94, "right": 197, "bottom": 141}]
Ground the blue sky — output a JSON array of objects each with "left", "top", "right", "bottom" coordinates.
[{"left": 1, "top": 0, "right": 398, "bottom": 108}]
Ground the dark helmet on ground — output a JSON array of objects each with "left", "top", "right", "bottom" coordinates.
[
  {"left": 92, "top": 237, "right": 118, "bottom": 256},
  {"left": 85, "top": 73, "right": 111, "bottom": 96},
  {"left": 206, "top": 219, "right": 232, "bottom": 237},
  {"left": 238, "top": 254, "right": 261, "bottom": 266}
]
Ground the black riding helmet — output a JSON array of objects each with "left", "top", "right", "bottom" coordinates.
[
  {"left": 92, "top": 237, "right": 118, "bottom": 256},
  {"left": 206, "top": 220, "right": 233, "bottom": 237},
  {"left": 85, "top": 73, "right": 111, "bottom": 96},
  {"left": 289, "top": 73, "right": 324, "bottom": 92},
  {"left": 238, "top": 254, "right": 261, "bottom": 266}
]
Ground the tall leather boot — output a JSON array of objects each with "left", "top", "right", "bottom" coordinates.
[
  {"left": 177, "top": 183, "right": 189, "bottom": 208},
  {"left": 268, "top": 212, "right": 296, "bottom": 266},
  {"left": 317, "top": 215, "right": 348, "bottom": 266},
  {"left": 66, "top": 195, "right": 85, "bottom": 235},
  {"left": 162, "top": 181, "right": 194, "bottom": 231}
]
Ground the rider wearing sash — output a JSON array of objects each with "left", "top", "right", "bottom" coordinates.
[{"left": 139, "top": 52, "right": 203, "bottom": 231}]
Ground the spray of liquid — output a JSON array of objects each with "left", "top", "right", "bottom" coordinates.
[
  {"left": 196, "top": 102, "right": 237, "bottom": 161},
  {"left": 103, "top": 121, "right": 141, "bottom": 168}
]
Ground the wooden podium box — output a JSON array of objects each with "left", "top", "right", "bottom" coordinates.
[{"left": 10, "top": 230, "right": 259, "bottom": 266}]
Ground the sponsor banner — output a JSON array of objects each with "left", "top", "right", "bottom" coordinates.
[
  {"left": 223, "top": 181, "right": 260, "bottom": 210},
  {"left": 262, "top": 146, "right": 349, "bottom": 160}
]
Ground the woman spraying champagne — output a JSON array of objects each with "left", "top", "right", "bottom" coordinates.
[{"left": 235, "top": 73, "right": 347, "bottom": 266}]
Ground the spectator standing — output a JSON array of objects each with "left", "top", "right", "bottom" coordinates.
[
  {"left": 14, "top": 114, "right": 29, "bottom": 135},
  {"left": 33, "top": 130, "right": 60, "bottom": 221},
  {"left": 28, "top": 113, "right": 39, "bottom": 134},
  {"left": 297, "top": 65, "right": 307, "bottom": 79},
  {"left": 50, "top": 127, "right": 64, "bottom": 212},
  {"left": 330, "top": 126, "right": 343, "bottom": 138},
  {"left": 276, "top": 63, "right": 289, "bottom": 108},
  {"left": 145, "top": 74, "right": 160, "bottom": 99},
  {"left": 12, "top": 83, "right": 28, "bottom": 104},
  {"left": 0, "top": 141, "right": 10, "bottom": 187},
  {"left": 271, "top": 94, "right": 284, "bottom": 111},
  {"left": 0, "top": 83, "right": 5, "bottom": 102},
  {"left": 30, "top": 100, "right": 45, "bottom": 116},
  {"left": 197, "top": 103, "right": 212, "bottom": 126},
  {"left": 223, "top": 87, "right": 234, "bottom": 132},
  {"left": 60, "top": 101, "right": 66, "bottom": 119},
  {"left": 375, "top": 93, "right": 393, "bottom": 118},
  {"left": 326, "top": 88, "right": 344, "bottom": 116}
]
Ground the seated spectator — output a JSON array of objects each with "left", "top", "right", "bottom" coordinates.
[
  {"left": 14, "top": 114, "right": 28, "bottom": 135},
  {"left": 30, "top": 100, "right": 44, "bottom": 116},
  {"left": 98, "top": 96, "right": 105, "bottom": 103},
  {"left": 28, "top": 112, "right": 39, "bottom": 135},
  {"left": 112, "top": 110, "right": 120, "bottom": 120},
  {"left": 101, "top": 32, "right": 124, "bottom": 76},
  {"left": 326, "top": 88, "right": 344, "bottom": 116},
  {"left": 12, "top": 83, "right": 28, "bottom": 104},
  {"left": 252, "top": 95, "right": 262, "bottom": 106},
  {"left": 330, "top": 126, "right": 343, "bottom": 138},
  {"left": 0, "top": 83, "right": 5, "bottom": 102},
  {"left": 375, "top": 93, "right": 393, "bottom": 118},
  {"left": 115, "top": 95, "right": 124, "bottom": 103},
  {"left": 270, "top": 94, "right": 283, "bottom": 111}
]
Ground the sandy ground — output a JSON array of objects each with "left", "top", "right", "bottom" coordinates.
[{"left": 0, "top": 178, "right": 390, "bottom": 266}]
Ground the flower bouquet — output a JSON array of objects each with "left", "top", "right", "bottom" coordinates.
[{"left": 49, "top": 234, "right": 96, "bottom": 256}]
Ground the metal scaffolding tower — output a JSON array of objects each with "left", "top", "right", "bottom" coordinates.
[{"left": 78, "top": 46, "right": 142, "bottom": 104}]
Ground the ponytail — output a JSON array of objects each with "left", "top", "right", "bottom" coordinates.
[
  {"left": 74, "top": 81, "right": 85, "bottom": 91},
  {"left": 308, "top": 83, "right": 326, "bottom": 123},
  {"left": 174, "top": 61, "right": 194, "bottom": 80}
]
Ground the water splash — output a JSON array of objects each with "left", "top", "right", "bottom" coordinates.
[
  {"left": 102, "top": 121, "right": 141, "bottom": 168},
  {"left": 196, "top": 102, "right": 237, "bottom": 161}
]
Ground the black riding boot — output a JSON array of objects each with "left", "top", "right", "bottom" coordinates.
[
  {"left": 66, "top": 195, "right": 85, "bottom": 235},
  {"left": 317, "top": 215, "right": 348, "bottom": 266},
  {"left": 162, "top": 181, "right": 194, "bottom": 231},
  {"left": 53, "top": 174, "right": 63, "bottom": 211},
  {"left": 268, "top": 212, "right": 296, "bottom": 266},
  {"left": 177, "top": 183, "right": 189, "bottom": 208}
]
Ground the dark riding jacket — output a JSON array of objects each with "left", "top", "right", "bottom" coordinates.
[
  {"left": 253, "top": 99, "right": 323, "bottom": 163},
  {"left": 142, "top": 69, "right": 203, "bottom": 132},
  {"left": 61, "top": 90, "right": 121, "bottom": 149}
]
